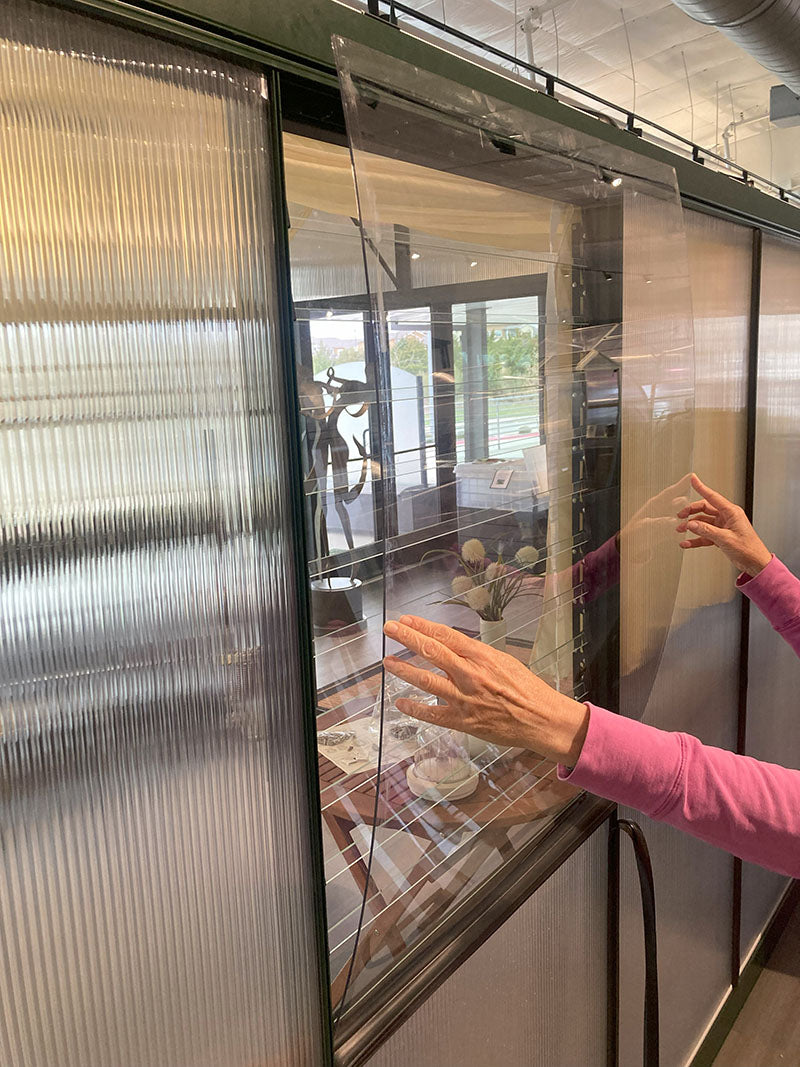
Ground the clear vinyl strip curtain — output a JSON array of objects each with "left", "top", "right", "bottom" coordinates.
[
  {"left": 0, "top": 4, "right": 325, "bottom": 1065},
  {"left": 327, "top": 37, "right": 694, "bottom": 1014}
]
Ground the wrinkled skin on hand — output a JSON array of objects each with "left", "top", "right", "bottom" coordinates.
[
  {"left": 382, "top": 616, "right": 590, "bottom": 766},
  {"left": 676, "top": 474, "right": 772, "bottom": 578}
]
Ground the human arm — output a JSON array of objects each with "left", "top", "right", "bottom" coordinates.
[
  {"left": 736, "top": 557, "right": 800, "bottom": 658},
  {"left": 574, "top": 534, "right": 620, "bottom": 603},
  {"left": 677, "top": 473, "right": 800, "bottom": 656},
  {"left": 383, "top": 616, "right": 800, "bottom": 878},
  {"left": 560, "top": 704, "right": 800, "bottom": 877},
  {"left": 676, "top": 473, "right": 772, "bottom": 576}
]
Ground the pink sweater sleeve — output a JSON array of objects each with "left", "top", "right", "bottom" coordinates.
[
  {"left": 557, "top": 555, "right": 800, "bottom": 876},
  {"left": 559, "top": 705, "right": 800, "bottom": 876},
  {"left": 574, "top": 535, "right": 620, "bottom": 604},
  {"left": 736, "top": 554, "right": 800, "bottom": 657}
]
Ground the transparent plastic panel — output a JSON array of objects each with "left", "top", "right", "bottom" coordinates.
[
  {"left": 0, "top": 4, "right": 325, "bottom": 1065},
  {"left": 619, "top": 209, "right": 751, "bottom": 1067},
  {"left": 741, "top": 232, "right": 800, "bottom": 960},
  {"left": 298, "top": 37, "right": 695, "bottom": 1015}
]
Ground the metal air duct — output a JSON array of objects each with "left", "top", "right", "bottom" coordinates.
[{"left": 670, "top": 0, "right": 800, "bottom": 96}]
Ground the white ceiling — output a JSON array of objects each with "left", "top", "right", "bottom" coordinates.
[{"left": 367, "top": 0, "right": 800, "bottom": 187}]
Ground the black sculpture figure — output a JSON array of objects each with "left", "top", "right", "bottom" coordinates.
[{"left": 299, "top": 366, "right": 370, "bottom": 566}]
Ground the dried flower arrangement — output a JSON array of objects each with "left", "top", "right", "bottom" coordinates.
[{"left": 427, "top": 538, "right": 542, "bottom": 623}]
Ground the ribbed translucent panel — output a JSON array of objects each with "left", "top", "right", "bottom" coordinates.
[
  {"left": 619, "top": 210, "right": 751, "bottom": 1067},
  {"left": 741, "top": 232, "right": 800, "bottom": 961},
  {"left": 0, "top": 4, "right": 325, "bottom": 1065},
  {"left": 619, "top": 187, "right": 695, "bottom": 722},
  {"left": 363, "top": 829, "right": 607, "bottom": 1067}
]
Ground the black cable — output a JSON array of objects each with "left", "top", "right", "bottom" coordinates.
[{"left": 618, "top": 819, "right": 659, "bottom": 1067}]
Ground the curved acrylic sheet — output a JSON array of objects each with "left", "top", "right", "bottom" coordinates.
[{"left": 330, "top": 35, "right": 693, "bottom": 1013}]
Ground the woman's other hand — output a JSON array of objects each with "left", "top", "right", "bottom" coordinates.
[
  {"left": 676, "top": 474, "right": 772, "bottom": 578},
  {"left": 382, "top": 616, "right": 590, "bottom": 765}
]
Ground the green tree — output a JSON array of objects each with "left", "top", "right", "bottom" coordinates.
[
  {"left": 486, "top": 328, "right": 538, "bottom": 387},
  {"left": 312, "top": 343, "right": 365, "bottom": 376},
  {"left": 389, "top": 333, "right": 429, "bottom": 382}
]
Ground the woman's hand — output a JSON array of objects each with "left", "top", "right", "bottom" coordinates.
[
  {"left": 382, "top": 616, "right": 590, "bottom": 765},
  {"left": 676, "top": 474, "right": 772, "bottom": 578}
]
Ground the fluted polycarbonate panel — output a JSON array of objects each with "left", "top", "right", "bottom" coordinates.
[
  {"left": 317, "top": 36, "right": 694, "bottom": 1019},
  {"left": 619, "top": 188, "right": 694, "bottom": 721},
  {"left": 363, "top": 828, "right": 608, "bottom": 1067},
  {"left": 741, "top": 232, "right": 800, "bottom": 961},
  {"left": 618, "top": 210, "right": 751, "bottom": 1067},
  {"left": 0, "top": 5, "right": 325, "bottom": 1066}
]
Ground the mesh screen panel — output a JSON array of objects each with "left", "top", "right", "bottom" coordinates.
[{"left": 363, "top": 828, "right": 608, "bottom": 1067}]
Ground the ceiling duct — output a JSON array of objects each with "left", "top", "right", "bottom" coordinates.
[{"left": 670, "top": 0, "right": 800, "bottom": 96}]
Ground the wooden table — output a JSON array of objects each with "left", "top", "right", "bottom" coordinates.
[{"left": 317, "top": 655, "right": 578, "bottom": 1006}]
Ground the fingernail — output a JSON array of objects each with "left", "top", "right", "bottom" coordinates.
[
  {"left": 687, "top": 521, "right": 698, "bottom": 532},
  {"left": 384, "top": 621, "right": 399, "bottom": 635},
  {"left": 399, "top": 615, "right": 413, "bottom": 626}
]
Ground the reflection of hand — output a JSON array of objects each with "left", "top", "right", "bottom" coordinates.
[
  {"left": 676, "top": 474, "right": 772, "bottom": 578},
  {"left": 618, "top": 473, "right": 692, "bottom": 562},
  {"left": 383, "top": 616, "right": 589, "bottom": 764}
]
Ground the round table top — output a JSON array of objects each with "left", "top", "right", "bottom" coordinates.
[{"left": 317, "top": 676, "right": 577, "bottom": 831}]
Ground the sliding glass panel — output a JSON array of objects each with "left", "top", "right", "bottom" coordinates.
[
  {"left": 0, "top": 4, "right": 326, "bottom": 1065},
  {"left": 283, "top": 38, "right": 694, "bottom": 1018},
  {"left": 741, "top": 232, "right": 800, "bottom": 960}
]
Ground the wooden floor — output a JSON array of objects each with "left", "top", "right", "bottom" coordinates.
[{"left": 714, "top": 902, "right": 800, "bottom": 1066}]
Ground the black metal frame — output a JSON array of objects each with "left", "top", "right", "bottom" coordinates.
[
  {"left": 334, "top": 796, "right": 616, "bottom": 1066},
  {"left": 265, "top": 69, "right": 336, "bottom": 1063},
  {"left": 730, "top": 225, "right": 764, "bottom": 989}
]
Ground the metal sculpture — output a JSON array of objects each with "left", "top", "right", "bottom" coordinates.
[{"left": 299, "top": 366, "right": 370, "bottom": 564}]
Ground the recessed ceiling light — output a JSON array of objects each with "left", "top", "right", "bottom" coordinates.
[
  {"left": 470, "top": 260, "right": 478, "bottom": 267},
  {"left": 411, "top": 252, "right": 421, "bottom": 260}
]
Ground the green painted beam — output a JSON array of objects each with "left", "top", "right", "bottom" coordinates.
[{"left": 61, "top": 0, "right": 800, "bottom": 236}]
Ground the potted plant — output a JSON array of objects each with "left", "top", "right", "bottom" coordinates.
[{"left": 430, "top": 537, "right": 542, "bottom": 652}]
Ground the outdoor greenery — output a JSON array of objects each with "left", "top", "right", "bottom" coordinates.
[
  {"left": 389, "top": 333, "right": 429, "bottom": 379},
  {"left": 310, "top": 327, "right": 539, "bottom": 388},
  {"left": 311, "top": 342, "right": 365, "bottom": 376},
  {"left": 454, "top": 327, "right": 539, "bottom": 389}
]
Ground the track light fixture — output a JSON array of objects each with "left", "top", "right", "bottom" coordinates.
[{"left": 596, "top": 167, "right": 623, "bottom": 187}]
